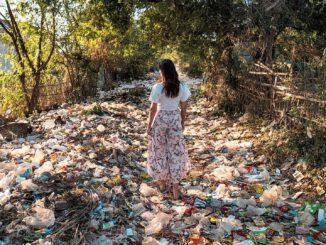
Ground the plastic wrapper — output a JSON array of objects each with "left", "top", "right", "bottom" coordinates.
[
  {"left": 233, "top": 240, "right": 254, "bottom": 245},
  {"left": 318, "top": 209, "right": 326, "bottom": 224},
  {"left": 249, "top": 227, "right": 267, "bottom": 245},
  {"left": 93, "top": 235, "right": 114, "bottom": 245}
]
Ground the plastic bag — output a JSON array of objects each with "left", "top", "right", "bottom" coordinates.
[
  {"left": 139, "top": 183, "right": 159, "bottom": 197},
  {"left": 23, "top": 206, "right": 55, "bottom": 228},
  {"left": 305, "top": 201, "right": 320, "bottom": 214},
  {"left": 171, "top": 221, "right": 187, "bottom": 234},
  {"left": 15, "top": 163, "right": 32, "bottom": 176},
  {"left": 93, "top": 235, "right": 114, "bottom": 245},
  {"left": 132, "top": 203, "right": 147, "bottom": 217},
  {"left": 236, "top": 197, "right": 256, "bottom": 208},
  {"left": 142, "top": 237, "right": 159, "bottom": 245},
  {"left": 210, "top": 165, "right": 237, "bottom": 181},
  {"left": 259, "top": 168, "right": 270, "bottom": 182},
  {"left": 51, "top": 145, "right": 67, "bottom": 151},
  {"left": 0, "top": 171, "right": 15, "bottom": 190},
  {"left": 21, "top": 179, "right": 39, "bottom": 192},
  {"left": 0, "top": 189, "right": 11, "bottom": 206},
  {"left": 97, "top": 124, "right": 106, "bottom": 132},
  {"left": 34, "top": 161, "right": 53, "bottom": 176},
  {"left": 142, "top": 212, "right": 172, "bottom": 235},
  {"left": 172, "top": 206, "right": 187, "bottom": 220},
  {"left": 215, "top": 184, "right": 228, "bottom": 199},
  {"left": 43, "top": 119, "right": 56, "bottom": 129},
  {"left": 220, "top": 215, "right": 242, "bottom": 234},
  {"left": 237, "top": 163, "right": 249, "bottom": 174},
  {"left": 0, "top": 161, "right": 15, "bottom": 171},
  {"left": 298, "top": 211, "right": 315, "bottom": 227},
  {"left": 33, "top": 149, "right": 45, "bottom": 164},
  {"left": 223, "top": 140, "right": 241, "bottom": 152},
  {"left": 247, "top": 205, "right": 266, "bottom": 217},
  {"left": 259, "top": 185, "right": 282, "bottom": 205},
  {"left": 268, "top": 222, "right": 283, "bottom": 232},
  {"left": 11, "top": 145, "right": 31, "bottom": 158}
]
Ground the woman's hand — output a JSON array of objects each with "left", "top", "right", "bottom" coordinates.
[
  {"left": 147, "top": 103, "right": 157, "bottom": 138},
  {"left": 180, "top": 101, "right": 187, "bottom": 132},
  {"left": 146, "top": 126, "right": 152, "bottom": 137}
]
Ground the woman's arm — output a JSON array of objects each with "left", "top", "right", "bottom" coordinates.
[
  {"left": 180, "top": 101, "right": 187, "bottom": 131},
  {"left": 147, "top": 102, "right": 157, "bottom": 136}
]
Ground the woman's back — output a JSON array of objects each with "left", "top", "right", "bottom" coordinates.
[{"left": 149, "top": 82, "right": 191, "bottom": 110}]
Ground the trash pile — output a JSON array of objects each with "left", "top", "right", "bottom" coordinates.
[{"left": 0, "top": 72, "right": 325, "bottom": 244}]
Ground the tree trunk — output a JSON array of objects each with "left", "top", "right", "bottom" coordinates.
[
  {"left": 289, "top": 46, "right": 296, "bottom": 78},
  {"left": 27, "top": 73, "right": 41, "bottom": 115},
  {"left": 19, "top": 73, "right": 31, "bottom": 115},
  {"left": 262, "top": 31, "right": 276, "bottom": 65}
]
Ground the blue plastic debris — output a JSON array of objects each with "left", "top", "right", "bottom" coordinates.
[{"left": 20, "top": 169, "right": 30, "bottom": 178}]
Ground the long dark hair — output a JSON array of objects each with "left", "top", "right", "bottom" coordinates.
[{"left": 158, "top": 59, "right": 180, "bottom": 98}]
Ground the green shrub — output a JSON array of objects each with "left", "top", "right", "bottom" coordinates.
[{"left": 81, "top": 104, "right": 104, "bottom": 116}]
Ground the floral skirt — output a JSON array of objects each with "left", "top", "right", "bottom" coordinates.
[{"left": 147, "top": 109, "right": 191, "bottom": 183}]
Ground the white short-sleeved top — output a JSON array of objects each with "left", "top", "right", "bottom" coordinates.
[{"left": 149, "top": 83, "right": 191, "bottom": 110}]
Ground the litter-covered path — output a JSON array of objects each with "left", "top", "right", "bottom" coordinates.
[{"left": 0, "top": 73, "right": 325, "bottom": 245}]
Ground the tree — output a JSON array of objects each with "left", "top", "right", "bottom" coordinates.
[
  {"left": 57, "top": 0, "right": 155, "bottom": 99},
  {"left": 0, "top": 0, "right": 58, "bottom": 116},
  {"left": 139, "top": 0, "right": 247, "bottom": 71}
]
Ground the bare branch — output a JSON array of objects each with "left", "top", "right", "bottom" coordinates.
[
  {"left": 5, "top": 0, "right": 36, "bottom": 73},
  {"left": 37, "top": 5, "right": 45, "bottom": 69},
  {"left": 0, "top": 11, "right": 12, "bottom": 28},
  {"left": 0, "top": 18, "right": 13, "bottom": 37},
  {"left": 0, "top": 6, "right": 24, "bottom": 69},
  {"left": 0, "top": 10, "right": 14, "bottom": 37},
  {"left": 39, "top": 8, "right": 56, "bottom": 72}
]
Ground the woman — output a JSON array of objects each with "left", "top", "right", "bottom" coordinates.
[{"left": 147, "top": 59, "right": 191, "bottom": 199}]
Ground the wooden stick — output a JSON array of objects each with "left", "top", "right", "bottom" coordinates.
[
  {"left": 243, "top": 81, "right": 326, "bottom": 104},
  {"left": 249, "top": 71, "right": 289, "bottom": 76},
  {"left": 275, "top": 110, "right": 326, "bottom": 127},
  {"left": 275, "top": 90, "right": 326, "bottom": 104}
]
